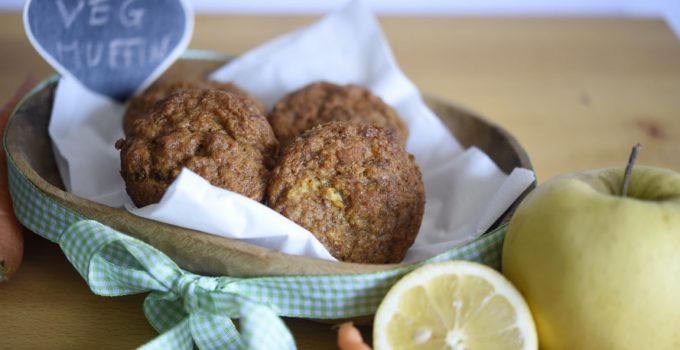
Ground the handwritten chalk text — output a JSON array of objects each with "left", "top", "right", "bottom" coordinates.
[
  {"left": 56, "top": 35, "right": 172, "bottom": 70},
  {"left": 51, "top": 0, "right": 168, "bottom": 70},
  {"left": 56, "top": 0, "right": 145, "bottom": 29}
]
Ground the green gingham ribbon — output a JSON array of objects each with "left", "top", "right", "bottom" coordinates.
[
  {"left": 5, "top": 126, "right": 507, "bottom": 349},
  {"left": 60, "top": 219, "right": 295, "bottom": 350}
]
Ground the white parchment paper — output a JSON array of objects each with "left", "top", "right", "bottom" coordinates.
[{"left": 49, "top": 0, "right": 535, "bottom": 263}]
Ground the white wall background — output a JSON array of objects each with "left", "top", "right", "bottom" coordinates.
[{"left": 3, "top": 0, "right": 678, "bottom": 37}]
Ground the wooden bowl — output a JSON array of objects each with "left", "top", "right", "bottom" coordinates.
[{"left": 6, "top": 56, "right": 534, "bottom": 277}]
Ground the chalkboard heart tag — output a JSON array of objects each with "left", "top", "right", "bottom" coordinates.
[{"left": 24, "top": 0, "right": 193, "bottom": 102}]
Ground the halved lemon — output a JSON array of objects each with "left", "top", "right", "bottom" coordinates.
[{"left": 373, "top": 261, "right": 537, "bottom": 350}]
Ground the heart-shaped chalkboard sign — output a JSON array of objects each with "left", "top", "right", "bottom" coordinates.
[{"left": 24, "top": 0, "right": 193, "bottom": 102}]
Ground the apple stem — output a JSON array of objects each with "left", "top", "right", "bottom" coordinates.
[{"left": 621, "top": 143, "right": 642, "bottom": 197}]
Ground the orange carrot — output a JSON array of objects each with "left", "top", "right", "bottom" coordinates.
[
  {"left": 337, "top": 322, "right": 372, "bottom": 350},
  {"left": 0, "top": 77, "right": 35, "bottom": 282}
]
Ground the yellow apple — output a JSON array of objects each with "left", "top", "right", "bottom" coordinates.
[{"left": 502, "top": 165, "right": 680, "bottom": 349}]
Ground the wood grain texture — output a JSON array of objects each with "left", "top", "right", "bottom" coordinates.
[{"left": 1, "top": 12, "right": 680, "bottom": 349}]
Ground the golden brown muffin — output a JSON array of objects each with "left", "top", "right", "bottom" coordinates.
[
  {"left": 267, "top": 121, "right": 424, "bottom": 264},
  {"left": 123, "top": 79, "right": 265, "bottom": 135},
  {"left": 268, "top": 82, "right": 408, "bottom": 150},
  {"left": 116, "top": 89, "right": 279, "bottom": 207}
]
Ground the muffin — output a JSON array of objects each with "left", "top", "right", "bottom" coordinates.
[
  {"left": 268, "top": 82, "right": 408, "bottom": 149},
  {"left": 123, "top": 79, "right": 264, "bottom": 135},
  {"left": 116, "top": 89, "right": 279, "bottom": 207},
  {"left": 267, "top": 121, "right": 424, "bottom": 264}
]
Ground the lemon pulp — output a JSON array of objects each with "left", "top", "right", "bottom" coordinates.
[{"left": 373, "top": 261, "right": 537, "bottom": 350}]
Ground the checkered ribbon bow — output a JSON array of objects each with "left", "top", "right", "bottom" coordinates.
[{"left": 59, "top": 220, "right": 296, "bottom": 350}]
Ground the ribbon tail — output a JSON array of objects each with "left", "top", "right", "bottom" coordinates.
[
  {"left": 239, "top": 302, "right": 296, "bottom": 350},
  {"left": 144, "top": 291, "right": 188, "bottom": 333},
  {"left": 137, "top": 318, "right": 193, "bottom": 350},
  {"left": 190, "top": 313, "right": 243, "bottom": 350}
]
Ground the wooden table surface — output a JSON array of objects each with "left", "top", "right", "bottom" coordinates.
[{"left": 1, "top": 11, "right": 680, "bottom": 349}]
